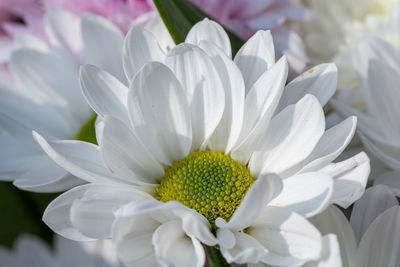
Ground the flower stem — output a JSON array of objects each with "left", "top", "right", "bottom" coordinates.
[{"left": 205, "top": 246, "right": 230, "bottom": 267}]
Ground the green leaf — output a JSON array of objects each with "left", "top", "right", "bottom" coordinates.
[
  {"left": 205, "top": 246, "right": 230, "bottom": 267},
  {"left": 75, "top": 114, "right": 98, "bottom": 145},
  {"left": 0, "top": 182, "right": 57, "bottom": 248},
  {"left": 153, "top": 0, "right": 244, "bottom": 55}
]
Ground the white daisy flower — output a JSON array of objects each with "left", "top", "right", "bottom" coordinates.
[
  {"left": 331, "top": 37, "right": 400, "bottom": 177},
  {"left": 0, "top": 8, "right": 169, "bottom": 192},
  {"left": 301, "top": 0, "right": 399, "bottom": 108},
  {"left": 31, "top": 19, "right": 369, "bottom": 266},
  {"left": 0, "top": 234, "right": 122, "bottom": 267},
  {"left": 309, "top": 185, "right": 400, "bottom": 267}
]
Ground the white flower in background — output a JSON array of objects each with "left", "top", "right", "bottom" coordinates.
[
  {"left": 0, "top": 8, "right": 170, "bottom": 192},
  {"left": 374, "top": 171, "right": 400, "bottom": 197},
  {"left": 331, "top": 37, "right": 400, "bottom": 179},
  {"left": 310, "top": 185, "right": 400, "bottom": 267},
  {"left": 301, "top": 0, "right": 399, "bottom": 108},
  {"left": 0, "top": 235, "right": 122, "bottom": 267},
  {"left": 302, "top": 0, "right": 396, "bottom": 62},
  {"left": 30, "top": 19, "right": 370, "bottom": 266}
]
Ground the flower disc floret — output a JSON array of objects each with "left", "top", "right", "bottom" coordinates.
[{"left": 156, "top": 150, "right": 254, "bottom": 226}]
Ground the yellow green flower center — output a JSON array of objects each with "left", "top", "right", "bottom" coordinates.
[{"left": 155, "top": 150, "right": 253, "bottom": 226}]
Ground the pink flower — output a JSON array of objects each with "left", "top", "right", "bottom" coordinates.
[
  {"left": 190, "top": 0, "right": 312, "bottom": 72},
  {"left": 0, "top": 0, "right": 311, "bottom": 73},
  {"left": 0, "top": 0, "right": 43, "bottom": 62},
  {"left": 43, "top": 0, "right": 155, "bottom": 33}
]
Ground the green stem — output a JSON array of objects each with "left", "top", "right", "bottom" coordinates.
[{"left": 205, "top": 246, "right": 230, "bottom": 267}]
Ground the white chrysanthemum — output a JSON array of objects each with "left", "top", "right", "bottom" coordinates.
[
  {"left": 309, "top": 185, "right": 400, "bottom": 267},
  {"left": 32, "top": 19, "right": 369, "bottom": 266},
  {"left": 303, "top": 0, "right": 395, "bottom": 62},
  {"left": 302, "top": 0, "right": 399, "bottom": 108},
  {"left": 331, "top": 37, "right": 400, "bottom": 179},
  {"left": 0, "top": 235, "right": 122, "bottom": 267},
  {"left": 0, "top": 8, "right": 170, "bottom": 192}
]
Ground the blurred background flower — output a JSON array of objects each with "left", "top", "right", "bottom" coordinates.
[
  {"left": 310, "top": 185, "right": 400, "bottom": 267},
  {"left": 331, "top": 37, "right": 400, "bottom": 193},
  {"left": 301, "top": 0, "right": 399, "bottom": 108},
  {"left": 0, "top": 0, "right": 43, "bottom": 80},
  {"left": 0, "top": 0, "right": 311, "bottom": 75},
  {"left": 0, "top": 235, "right": 122, "bottom": 267}
]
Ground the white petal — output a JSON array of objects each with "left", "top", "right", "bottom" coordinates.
[
  {"left": 319, "top": 152, "right": 370, "bottom": 208},
  {"left": 101, "top": 116, "right": 164, "bottom": 184},
  {"left": 274, "top": 28, "right": 310, "bottom": 73},
  {"left": 374, "top": 171, "right": 400, "bottom": 197},
  {"left": 153, "top": 220, "right": 205, "bottom": 267},
  {"left": 216, "top": 228, "right": 236, "bottom": 249},
  {"left": 330, "top": 99, "right": 378, "bottom": 141},
  {"left": 143, "top": 11, "right": 174, "bottom": 52},
  {"left": 277, "top": 63, "right": 337, "bottom": 112},
  {"left": 70, "top": 185, "right": 151, "bottom": 239},
  {"left": 354, "top": 37, "right": 400, "bottom": 78},
  {"left": 0, "top": 84, "right": 73, "bottom": 139},
  {"left": 165, "top": 44, "right": 225, "bottom": 149},
  {"left": 249, "top": 94, "right": 325, "bottom": 177},
  {"left": 13, "top": 33, "right": 49, "bottom": 52},
  {"left": 297, "top": 116, "right": 357, "bottom": 174},
  {"left": 43, "top": 185, "right": 98, "bottom": 241},
  {"left": 356, "top": 206, "right": 400, "bottom": 267},
  {"left": 231, "top": 56, "right": 288, "bottom": 164},
  {"left": 219, "top": 232, "right": 268, "bottom": 264},
  {"left": 10, "top": 49, "right": 90, "bottom": 127},
  {"left": 350, "top": 185, "right": 398, "bottom": 244},
  {"left": 186, "top": 18, "right": 231, "bottom": 58},
  {"left": 216, "top": 174, "right": 283, "bottom": 231},
  {"left": 80, "top": 64, "right": 129, "bottom": 123},
  {"left": 234, "top": 30, "right": 275, "bottom": 91},
  {"left": 0, "top": 247, "right": 17, "bottom": 266},
  {"left": 13, "top": 156, "right": 84, "bottom": 193},
  {"left": 354, "top": 37, "right": 400, "bottom": 137},
  {"left": 250, "top": 207, "right": 322, "bottom": 266},
  {"left": 43, "top": 184, "right": 150, "bottom": 241},
  {"left": 130, "top": 62, "right": 192, "bottom": 162},
  {"left": 54, "top": 237, "right": 121, "bottom": 267},
  {"left": 198, "top": 41, "right": 245, "bottom": 153},
  {"left": 310, "top": 206, "right": 357, "bottom": 267},
  {"left": 112, "top": 211, "right": 159, "bottom": 266},
  {"left": 117, "top": 200, "right": 216, "bottom": 246},
  {"left": 127, "top": 90, "right": 171, "bottom": 165},
  {"left": 94, "top": 117, "right": 104, "bottom": 146},
  {"left": 365, "top": 60, "right": 400, "bottom": 136},
  {"left": 242, "top": 57, "right": 288, "bottom": 135},
  {"left": 81, "top": 13, "right": 127, "bottom": 84},
  {"left": 113, "top": 200, "right": 215, "bottom": 266},
  {"left": 359, "top": 133, "right": 400, "bottom": 172},
  {"left": 172, "top": 205, "right": 217, "bottom": 246},
  {"left": 329, "top": 99, "right": 376, "bottom": 135},
  {"left": 304, "top": 234, "right": 343, "bottom": 267},
  {"left": 14, "top": 236, "right": 55, "bottom": 267},
  {"left": 0, "top": 113, "right": 45, "bottom": 180},
  {"left": 122, "top": 27, "right": 165, "bottom": 82},
  {"left": 44, "top": 8, "right": 83, "bottom": 59},
  {"left": 33, "top": 132, "right": 124, "bottom": 184},
  {"left": 269, "top": 172, "right": 334, "bottom": 217}
]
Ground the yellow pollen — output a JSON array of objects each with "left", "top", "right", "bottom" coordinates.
[{"left": 155, "top": 150, "right": 254, "bottom": 227}]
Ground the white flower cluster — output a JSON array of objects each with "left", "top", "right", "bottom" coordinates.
[{"left": 0, "top": 1, "right": 399, "bottom": 267}]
